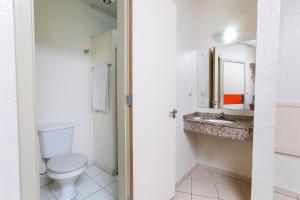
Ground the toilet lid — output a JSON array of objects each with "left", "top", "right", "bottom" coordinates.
[{"left": 47, "top": 153, "right": 87, "bottom": 174}]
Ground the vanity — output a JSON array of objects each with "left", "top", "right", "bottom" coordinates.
[
  {"left": 185, "top": 40, "right": 256, "bottom": 142},
  {"left": 183, "top": 112, "right": 253, "bottom": 141}
]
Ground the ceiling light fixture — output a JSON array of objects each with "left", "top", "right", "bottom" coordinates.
[{"left": 223, "top": 26, "right": 239, "bottom": 44}]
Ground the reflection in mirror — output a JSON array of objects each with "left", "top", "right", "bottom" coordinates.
[
  {"left": 197, "top": 41, "right": 256, "bottom": 111},
  {"left": 197, "top": 49, "right": 213, "bottom": 108},
  {"left": 222, "top": 61, "right": 245, "bottom": 110}
]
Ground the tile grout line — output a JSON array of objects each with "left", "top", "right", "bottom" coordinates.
[
  {"left": 191, "top": 168, "right": 220, "bottom": 200},
  {"left": 191, "top": 175, "right": 193, "bottom": 200},
  {"left": 83, "top": 166, "right": 118, "bottom": 199},
  {"left": 90, "top": 175, "right": 116, "bottom": 188},
  {"left": 105, "top": 181, "right": 119, "bottom": 199},
  {"left": 180, "top": 166, "right": 250, "bottom": 200},
  {"left": 215, "top": 183, "right": 221, "bottom": 200},
  {"left": 81, "top": 187, "right": 104, "bottom": 200},
  {"left": 79, "top": 166, "right": 107, "bottom": 199},
  {"left": 238, "top": 183, "right": 248, "bottom": 200},
  {"left": 176, "top": 191, "right": 192, "bottom": 195},
  {"left": 211, "top": 170, "right": 221, "bottom": 200},
  {"left": 191, "top": 193, "right": 220, "bottom": 199},
  {"left": 103, "top": 187, "right": 118, "bottom": 199},
  {"left": 85, "top": 174, "right": 118, "bottom": 199},
  {"left": 85, "top": 172, "right": 104, "bottom": 179},
  {"left": 76, "top": 173, "right": 92, "bottom": 186},
  {"left": 274, "top": 192, "right": 298, "bottom": 200}
]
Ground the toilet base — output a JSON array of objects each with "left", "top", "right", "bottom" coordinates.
[
  {"left": 51, "top": 176, "right": 78, "bottom": 200},
  {"left": 47, "top": 162, "right": 87, "bottom": 200}
]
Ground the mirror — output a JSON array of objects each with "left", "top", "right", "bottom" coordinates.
[{"left": 197, "top": 41, "right": 256, "bottom": 111}]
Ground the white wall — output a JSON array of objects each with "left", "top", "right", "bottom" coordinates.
[
  {"left": 176, "top": 0, "right": 257, "bottom": 181},
  {"left": 35, "top": 0, "right": 116, "bottom": 164},
  {"left": 92, "top": 31, "right": 118, "bottom": 174},
  {"left": 196, "top": 135, "right": 253, "bottom": 177},
  {"left": 92, "top": 10, "right": 117, "bottom": 37},
  {"left": 0, "top": 0, "right": 21, "bottom": 199},
  {"left": 274, "top": 0, "right": 300, "bottom": 193},
  {"left": 251, "top": 0, "right": 281, "bottom": 199},
  {"left": 176, "top": 0, "right": 199, "bottom": 181}
]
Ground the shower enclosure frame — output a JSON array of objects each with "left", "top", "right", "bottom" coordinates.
[{"left": 13, "top": 0, "right": 132, "bottom": 200}]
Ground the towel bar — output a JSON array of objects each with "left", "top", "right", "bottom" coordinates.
[{"left": 90, "top": 64, "right": 112, "bottom": 71}]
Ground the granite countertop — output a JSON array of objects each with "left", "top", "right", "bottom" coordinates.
[{"left": 183, "top": 112, "right": 254, "bottom": 141}]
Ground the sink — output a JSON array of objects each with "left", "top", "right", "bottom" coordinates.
[
  {"left": 184, "top": 112, "right": 253, "bottom": 141},
  {"left": 193, "top": 117, "right": 202, "bottom": 120},
  {"left": 205, "top": 119, "right": 235, "bottom": 124}
]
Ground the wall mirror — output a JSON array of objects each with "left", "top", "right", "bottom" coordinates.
[{"left": 197, "top": 40, "right": 256, "bottom": 111}]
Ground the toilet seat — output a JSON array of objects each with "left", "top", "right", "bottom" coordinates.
[{"left": 47, "top": 153, "right": 87, "bottom": 174}]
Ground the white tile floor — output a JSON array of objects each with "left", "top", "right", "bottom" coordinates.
[
  {"left": 175, "top": 166, "right": 251, "bottom": 200},
  {"left": 40, "top": 164, "right": 300, "bottom": 200},
  {"left": 274, "top": 192, "right": 300, "bottom": 200},
  {"left": 40, "top": 165, "right": 118, "bottom": 200}
]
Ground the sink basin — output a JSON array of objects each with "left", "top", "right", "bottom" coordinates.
[
  {"left": 193, "top": 117, "right": 202, "bottom": 120},
  {"left": 205, "top": 119, "right": 234, "bottom": 124}
]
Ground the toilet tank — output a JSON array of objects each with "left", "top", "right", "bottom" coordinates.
[{"left": 38, "top": 122, "right": 74, "bottom": 159}]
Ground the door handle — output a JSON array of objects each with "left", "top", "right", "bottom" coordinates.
[{"left": 169, "top": 109, "right": 178, "bottom": 119}]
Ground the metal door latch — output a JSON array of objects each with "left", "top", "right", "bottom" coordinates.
[
  {"left": 126, "top": 95, "right": 133, "bottom": 107},
  {"left": 169, "top": 109, "right": 178, "bottom": 119}
]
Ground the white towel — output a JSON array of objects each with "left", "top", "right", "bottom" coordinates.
[{"left": 92, "top": 64, "right": 109, "bottom": 112}]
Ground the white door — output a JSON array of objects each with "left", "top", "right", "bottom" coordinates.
[
  {"left": 223, "top": 61, "right": 245, "bottom": 109},
  {"left": 132, "top": 0, "right": 177, "bottom": 200}
]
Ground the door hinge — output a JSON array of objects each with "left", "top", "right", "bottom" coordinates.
[{"left": 126, "top": 95, "right": 133, "bottom": 107}]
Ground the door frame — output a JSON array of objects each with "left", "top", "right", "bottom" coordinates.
[
  {"left": 128, "top": 0, "right": 134, "bottom": 198},
  {"left": 13, "top": 0, "right": 132, "bottom": 199}
]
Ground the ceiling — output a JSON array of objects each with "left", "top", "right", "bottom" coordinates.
[{"left": 80, "top": 0, "right": 117, "bottom": 18}]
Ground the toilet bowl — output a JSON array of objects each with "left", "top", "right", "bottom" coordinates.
[
  {"left": 47, "top": 153, "right": 88, "bottom": 200},
  {"left": 38, "top": 122, "right": 88, "bottom": 200}
]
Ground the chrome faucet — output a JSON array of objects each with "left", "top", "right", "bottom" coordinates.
[{"left": 219, "top": 112, "right": 225, "bottom": 119}]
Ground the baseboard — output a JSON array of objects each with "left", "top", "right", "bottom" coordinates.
[
  {"left": 88, "top": 160, "right": 94, "bottom": 166},
  {"left": 175, "top": 164, "right": 198, "bottom": 188},
  {"left": 197, "top": 162, "right": 251, "bottom": 183},
  {"left": 277, "top": 101, "right": 300, "bottom": 108},
  {"left": 93, "top": 161, "right": 117, "bottom": 176},
  {"left": 274, "top": 186, "right": 300, "bottom": 199}
]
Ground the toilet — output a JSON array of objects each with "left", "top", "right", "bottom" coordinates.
[{"left": 38, "top": 121, "right": 88, "bottom": 200}]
